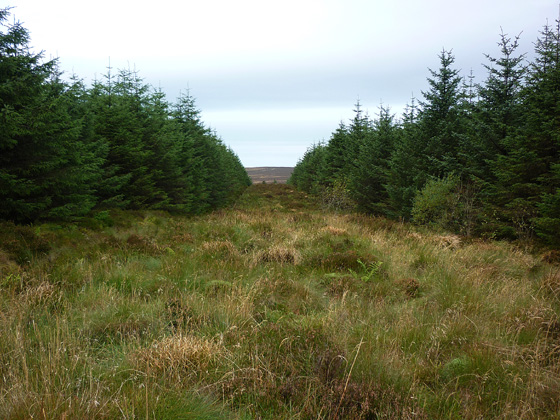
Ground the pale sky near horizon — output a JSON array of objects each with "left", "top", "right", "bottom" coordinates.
[{"left": 5, "top": 0, "right": 559, "bottom": 167}]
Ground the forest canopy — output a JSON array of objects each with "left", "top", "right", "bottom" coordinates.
[
  {"left": 0, "top": 7, "right": 251, "bottom": 223},
  {"left": 289, "top": 20, "right": 560, "bottom": 246}
]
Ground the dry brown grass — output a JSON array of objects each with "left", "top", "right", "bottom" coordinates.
[
  {"left": 133, "top": 334, "right": 225, "bottom": 383},
  {"left": 395, "top": 277, "right": 420, "bottom": 298},
  {"left": 252, "top": 245, "right": 301, "bottom": 265},
  {"left": 542, "top": 268, "right": 560, "bottom": 300},
  {"left": 200, "top": 239, "right": 239, "bottom": 258},
  {"left": 321, "top": 226, "right": 349, "bottom": 236},
  {"left": 1, "top": 184, "right": 560, "bottom": 419}
]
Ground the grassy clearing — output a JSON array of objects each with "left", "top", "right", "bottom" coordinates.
[{"left": 1, "top": 183, "right": 559, "bottom": 419}]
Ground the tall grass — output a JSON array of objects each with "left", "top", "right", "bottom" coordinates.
[{"left": 0, "top": 183, "right": 559, "bottom": 418}]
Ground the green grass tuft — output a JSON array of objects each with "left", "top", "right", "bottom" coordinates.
[{"left": 1, "top": 184, "right": 559, "bottom": 419}]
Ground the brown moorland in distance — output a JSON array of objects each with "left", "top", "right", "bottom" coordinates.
[{"left": 245, "top": 167, "right": 294, "bottom": 184}]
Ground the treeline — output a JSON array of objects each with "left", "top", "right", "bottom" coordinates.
[
  {"left": 289, "top": 21, "right": 560, "bottom": 246},
  {"left": 0, "top": 8, "right": 251, "bottom": 223}
]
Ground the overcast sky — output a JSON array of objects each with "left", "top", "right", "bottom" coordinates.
[{"left": 7, "top": 0, "right": 559, "bottom": 167}]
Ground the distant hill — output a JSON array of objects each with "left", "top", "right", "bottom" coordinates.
[{"left": 246, "top": 167, "right": 294, "bottom": 184}]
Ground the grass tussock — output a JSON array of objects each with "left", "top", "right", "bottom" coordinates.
[
  {"left": 253, "top": 245, "right": 301, "bottom": 265},
  {"left": 1, "top": 183, "right": 559, "bottom": 419},
  {"left": 132, "top": 333, "right": 225, "bottom": 383}
]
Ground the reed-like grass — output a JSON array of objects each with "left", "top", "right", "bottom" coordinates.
[{"left": 0, "top": 183, "right": 558, "bottom": 419}]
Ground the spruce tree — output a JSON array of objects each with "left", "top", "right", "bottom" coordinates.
[
  {"left": 418, "top": 49, "right": 468, "bottom": 179},
  {"left": 351, "top": 105, "right": 396, "bottom": 215},
  {"left": 477, "top": 31, "right": 526, "bottom": 158},
  {"left": 323, "top": 122, "right": 349, "bottom": 185},
  {"left": 88, "top": 68, "right": 132, "bottom": 208},
  {"left": 172, "top": 91, "right": 211, "bottom": 213},
  {"left": 142, "top": 87, "right": 187, "bottom": 211},
  {"left": 386, "top": 98, "right": 425, "bottom": 219},
  {"left": 522, "top": 20, "right": 560, "bottom": 242},
  {"left": 113, "top": 68, "right": 161, "bottom": 208},
  {"left": 220, "top": 145, "right": 252, "bottom": 203},
  {"left": 39, "top": 70, "right": 105, "bottom": 219},
  {"left": 0, "top": 9, "right": 101, "bottom": 221},
  {"left": 289, "top": 143, "right": 327, "bottom": 194},
  {"left": 465, "top": 31, "right": 527, "bottom": 237}
]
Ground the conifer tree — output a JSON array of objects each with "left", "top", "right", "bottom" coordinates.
[
  {"left": 0, "top": 9, "right": 102, "bottom": 221},
  {"left": 386, "top": 98, "right": 425, "bottom": 219},
  {"left": 88, "top": 68, "right": 133, "bottom": 208},
  {"left": 418, "top": 49, "right": 468, "bottom": 178},
  {"left": 0, "top": 7, "right": 250, "bottom": 222},
  {"left": 141, "top": 87, "right": 187, "bottom": 210},
  {"left": 347, "top": 100, "right": 371, "bottom": 151},
  {"left": 172, "top": 91, "right": 212, "bottom": 213},
  {"left": 0, "top": 9, "right": 53, "bottom": 221},
  {"left": 220, "top": 145, "right": 252, "bottom": 203},
  {"left": 113, "top": 68, "right": 162, "bottom": 208},
  {"left": 463, "top": 30, "right": 527, "bottom": 236},
  {"left": 323, "top": 122, "right": 349, "bottom": 185},
  {"left": 477, "top": 31, "right": 526, "bottom": 158},
  {"left": 288, "top": 17, "right": 560, "bottom": 244},
  {"left": 520, "top": 20, "right": 560, "bottom": 242},
  {"left": 289, "top": 143, "right": 327, "bottom": 193},
  {"left": 351, "top": 105, "right": 396, "bottom": 215},
  {"left": 39, "top": 71, "right": 105, "bottom": 218}
]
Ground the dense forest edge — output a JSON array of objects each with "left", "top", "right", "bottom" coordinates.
[
  {"left": 0, "top": 7, "right": 251, "bottom": 225},
  {"left": 289, "top": 16, "right": 560, "bottom": 248}
]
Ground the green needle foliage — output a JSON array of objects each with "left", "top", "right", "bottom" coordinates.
[
  {"left": 0, "top": 10, "right": 102, "bottom": 222},
  {"left": 290, "top": 16, "right": 560, "bottom": 246},
  {"left": 0, "top": 7, "right": 250, "bottom": 224}
]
